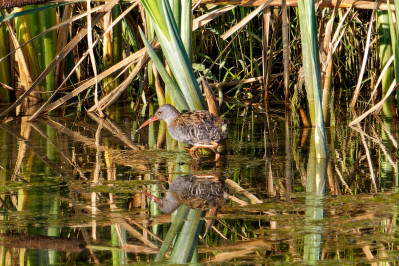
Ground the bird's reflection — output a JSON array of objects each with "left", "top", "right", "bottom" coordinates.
[{"left": 144, "top": 175, "right": 229, "bottom": 214}]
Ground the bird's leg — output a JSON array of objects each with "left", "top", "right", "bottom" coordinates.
[
  {"left": 213, "top": 150, "right": 221, "bottom": 161},
  {"left": 210, "top": 141, "right": 221, "bottom": 161},
  {"left": 186, "top": 142, "right": 221, "bottom": 161},
  {"left": 188, "top": 142, "right": 221, "bottom": 161},
  {"left": 184, "top": 146, "right": 198, "bottom": 159},
  {"left": 188, "top": 145, "right": 200, "bottom": 160}
]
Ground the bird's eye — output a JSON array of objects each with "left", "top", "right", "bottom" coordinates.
[{"left": 158, "top": 111, "right": 163, "bottom": 114}]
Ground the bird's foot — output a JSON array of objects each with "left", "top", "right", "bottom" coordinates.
[
  {"left": 188, "top": 145, "right": 201, "bottom": 160},
  {"left": 212, "top": 148, "right": 221, "bottom": 162}
]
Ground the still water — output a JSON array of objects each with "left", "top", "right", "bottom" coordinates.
[{"left": 0, "top": 105, "right": 398, "bottom": 264}]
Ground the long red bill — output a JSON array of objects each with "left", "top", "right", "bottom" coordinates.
[
  {"left": 137, "top": 115, "right": 159, "bottom": 131},
  {"left": 142, "top": 191, "right": 159, "bottom": 202}
]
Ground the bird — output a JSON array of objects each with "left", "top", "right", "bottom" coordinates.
[
  {"left": 143, "top": 175, "right": 229, "bottom": 214},
  {"left": 138, "top": 104, "right": 228, "bottom": 161}
]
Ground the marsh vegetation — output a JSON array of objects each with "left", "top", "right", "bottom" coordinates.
[{"left": 0, "top": 0, "right": 398, "bottom": 264}]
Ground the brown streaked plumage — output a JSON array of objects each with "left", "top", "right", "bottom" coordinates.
[
  {"left": 142, "top": 175, "right": 229, "bottom": 214},
  {"left": 138, "top": 104, "right": 228, "bottom": 161}
]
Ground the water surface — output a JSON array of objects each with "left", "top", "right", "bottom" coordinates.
[{"left": 0, "top": 105, "right": 397, "bottom": 264}]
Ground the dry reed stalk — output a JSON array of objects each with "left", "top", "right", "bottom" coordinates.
[
  {"left": 376, "top": 116, "right": 397, "bottom": 148},
  {"left": 208, "top": 225, "right": 228, "bottom": 240},
  {"left": 370, "top": 127, "right": 397, "bottom": 173},
  {"left": 88, "top": 113, "right": 141, "bottom": 150},
  {"left": 352, "top": 228, "right": 376, "bottom": 261},
  {"left": 299, "top": 108, "right": 311, "bottom": 127},
  {"left": 55, "top": 4, "right": 73, "bottom": 87},
  {"left": 0, "top": 82, "right": 17, "bottom": 92},
  {"left": 320, "top": 1, "right": 340, "bottom": 123},
  {"left": 87, "top": 45, "right": 153, "bottom": 112},
  {"left": 28, "top": 0, "right": 140, "bottom": 120},
  {"left": 203, "top": 239, "right": 272, "bottom": 262},
  {"left": 284, "top": 110, "right": 292, "bottom": 199},
  {"left": 0, "top": 0, "right": 119, "bottom": 119},
  {"left": 152, "top": 62, "right": 167, "bottom": 148},
  {"left": 192, "top": 5, "right": 236, "bottom": 29},
  {"left": 152, "top": 64, "right": 165, "bottom": 105},
  {"left": 349, "top": 81, "right": 398, "bottom": 125},
  {"left": 350, "top": 3, "right": 376, "bottom": 109},
  {"left": 203, "top": 25, "right": 246, "bottom": 81},
  {"left": 0, "top": 5, "right": 103, "bottom": 66},
  {"left": 201, "top": 74, "right": 219, "bottom": 116},
  {"left": 262, "top": 8, "right": 270, "bottom": 108},
  {"left": 209, "top": 76, "right": 281, "bottom": 88},
  {"left": 193, "top": 0, "right": 394, "bottom": 10},
  {"left": 354, "top": 124, "right": 377, "bottom": 192},
  {"left": 350, "top": 123, "right": 398, "bottom": 173},
  {"left": 334, "top": 163, "right": 353, "bottom": 195},
  {"left": 102, "top": 10, "right": 113, "bottom": 91},
  {"left": 42, "top": 118, "right": 113, "bottom": 152},
  {"left": 29, "top": 122, "right": 87, "bottom": 180},
  {"left": 13, "top": 8, "right": 42, "bottom": 88},
  {"left": 31, "top": 53, "right": 139, "bottom": 119},
  {"left": 282, "top": 0, "right": 289, "bottom": 105},
  {"left": 111, "top": 222, "right": 157, "bottom": 249},
  {"left": 5, "top": 20, "right": 42, "bottom": 105},
  {"left": 128, "top": 219, "right": 164, "bottom": 243},
  {"left": 368, "top": 56, "right": 394, "bottom": 103},
  {"left": 5, "top": 21, "right": 33, "bottom": 90},
  {"left": 221, "top": 0, "right": 274, "bottom": 40},
  {"left": 87, "top": 0, "right": 104, "bottom": 117},
  {"left": 121, "top": 244, "right": 158, "bottom": 254},
  {"left": 36, "top": 0, "right": 231, "bottom": 117},
  {"left": 265, "top": 13, "right": 282, "bottom": 105},
  {"left": 334, "top": 150, "right": 353, "bottom": 191},
  {"left": 224, "top": 179, "right": 262, "bottom": 204},
  {"left": 228, "top": 195, "right": 248, "bottom": 205}
]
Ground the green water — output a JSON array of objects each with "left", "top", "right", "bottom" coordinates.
[{"left": 0, "top": 106, "right": 398, "bottom": 265}]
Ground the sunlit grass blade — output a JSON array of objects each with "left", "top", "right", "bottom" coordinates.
[
  {"left": 39, "top": 4, "right": 56, "bottom": 98},
  {"left": 14, "top": 4, "right": 57, "bottom": 99},
  {"left": 141, "top": 0, "right": 168, "bottom": 37},
  {"left": 154, "top": 205, "right": 190, "bottom": 262},
  {"left": 162, "top": 0, "right": 204, "bottom": 109},
  {"left": 14, "top": 8, "right": 42, "bottom": 89},
  {"left": 139, "top": 28, "right": 189, "bottom": 111},
  {"left": 169, "top": 209, "right": 203, "bottom": 263},
  {"left": 377, "top": 10, "right": 395, "bottom": 116},
  {"left": 170, "top": 0, "right": 181, "bottom": 30},
  {"left": 297, "top": 0, "right": 328, "bottom": 158},
  {"left": 141, "top": 0, "right": 204, "bottom": 110},
  {"left": 180, "top": 0, "right": 192, "bottom": 60},
  {"left": 143, "top": 10, "right": 194, "bottom": 105},
  {"left": 389, "top": 0, "right": 399, "bottom": 80},
  {"left": 0, "top": 3, "right": 66, "bottom": 23},
  {"left": 386, "top": 0, "right": 399, "bottom": 113},
  {"left": 112, "top": 5, "right": 123, "bottom": 78}
]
